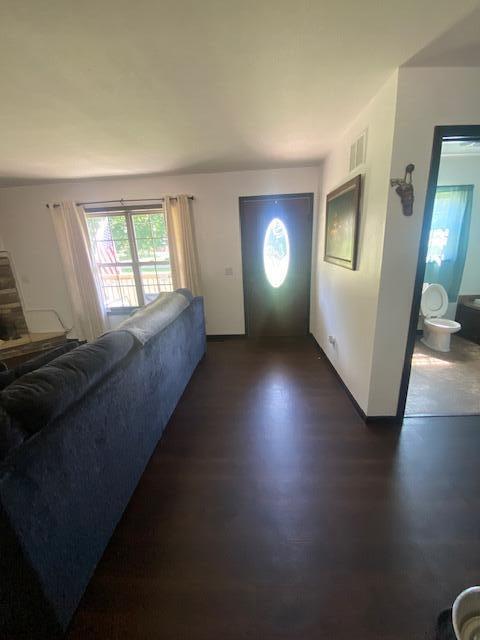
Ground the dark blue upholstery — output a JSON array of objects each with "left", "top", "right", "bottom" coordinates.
[
  {"left": 175, "top": 288, "right": 194, "bottom": 302},
  {"left": 0, "top": 332, "right": 134, "bottom": 433},
  {"left": 0, "top": 296, "right": 206, "bottom": 638},
  {"left": 0, "top": 341, "right": 80, "bottom": 391},
  {"left": 0, "top": 407, "right": 26, "bottom": 460}
]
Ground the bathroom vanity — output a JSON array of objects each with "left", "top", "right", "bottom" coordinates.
[{"left": 456, "top": 296, "right": 480, "bottom": 345}]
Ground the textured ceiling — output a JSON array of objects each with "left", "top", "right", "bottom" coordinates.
[
  {"left": 406, "top": 6, "right": 480, "bottom": 67},
  {"left": 0, "top": 0, "right": 479, "bottom": 186}
]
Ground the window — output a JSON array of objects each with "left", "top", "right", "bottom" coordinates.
[
  {"left": 86, "top": 207, "right": 172, "bottom": 311},
  {"left": 424, "top": 185, "right": 473, "bottom": 302},
  {"left": 263, "top": 217, "right": 290, "bottom": 288}
]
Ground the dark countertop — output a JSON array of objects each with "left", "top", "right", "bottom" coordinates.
[{"left": 460, "top": 301, "right": 480, "bottom": 312}]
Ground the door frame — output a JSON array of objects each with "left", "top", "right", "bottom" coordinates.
[
  {"left": 396, "top": 124, "right": 480, "bottom": 420},
  {"left": 239, "top": 192, "right": 314, "bottom": 337}
]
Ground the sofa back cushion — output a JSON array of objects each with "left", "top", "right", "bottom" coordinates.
[
  {"left": 0, "top": 341, "right": 80, "bottom": 391},
  {"left": 175, "top": 288, "right": 194, "bottom": 303},
  {"left": 0, "top": 406, "right": 27, "bottom": 461},
  {"left": 116, "top": 291, "right": 190, "bottom": 345},
  {"left": 0, "top": 331, "right": 135, "bottom": 433},
  {"left": 0, "top": 369, "right": 15, "bottom": 390}
]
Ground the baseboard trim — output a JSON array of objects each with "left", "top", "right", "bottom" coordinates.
[
  {"left": 208, "top": 332, "right": 400, "bottom": 424},
  {"left": 309, "top": 334, "right": 400, "bottom": 425},
  {"left": 207, "top": 334, "right": 246, "bottom": 341},
  {"left": 365, "top": 415, "right": 402, "bottom": 425},
  {"left": 309, "top": 334, "right": 367, "bottom": 421}
]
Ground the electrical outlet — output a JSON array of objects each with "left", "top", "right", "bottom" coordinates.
[
  {"left": 328, "top": 335, "right": 336, "bottom": 346},
  {"left": 224, "top": 267, "right": 233, "bottom": 276}
]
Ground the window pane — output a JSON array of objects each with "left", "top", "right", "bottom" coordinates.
[
  {"left": 87, "top": 215, "right": 130, "bottom": 264},
  {"left": 87, "top": 217, "right": 103, "bottom": 238},
  {"left": 87, "top": 210, "right": 172, "bottom": 311},
  {"left": 133, "top": 211, "right": 170, "bottom": 265},
  {"left": 132, "top": 214, "right": 150, "bottom": 238},
  {"left": 118, "top": 266, "right": 138, "bottom": 307},
  {"left": 149, "top": 213, "right": 167, "bottom": 239},
  {"left": 98, "top": 265, "right": 138, "bottom": 309},
  {"left": 140, "top": 264, "right": 173, "bottom": 302},
  {"left": 136, "top": 238, "right": 155, "bottom": 262},
  {"left": 98, "top": 266, "right": 121, "bottom": 309},
  {"left": 132, "top": 212, "right": 167, "bottom": 239},
  {"left": 263, "top": 218, "right": 290, "bottom": 288},
  {"left": 109, "top": 216, "right": 128, "bottom": 240},
  {"left": 114, "top": 239, "right": 132, "bottom": 262},
  {"left": 153, "top": 237, "right": 170, "bottom": 262},
  {"left": 88, "top": 216, "right": 108, "bottom": 263}
]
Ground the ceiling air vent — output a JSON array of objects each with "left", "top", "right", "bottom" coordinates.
[{"left": 349, "top": 129, "right": 367, "bottom": 172}]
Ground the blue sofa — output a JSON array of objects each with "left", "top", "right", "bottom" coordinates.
[{"left": 0, "top": 292, "right": 205, "bottom": 638}]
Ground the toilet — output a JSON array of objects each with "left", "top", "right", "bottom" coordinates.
[{"left": 421, "top": 283, "right": 461, "bottom": 352}]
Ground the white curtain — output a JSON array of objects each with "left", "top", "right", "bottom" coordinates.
[
  {"left": 49, "top": 200, "right": 107, "bottom": 341},
  {"left": 165, "top": 195, "right": 202, "bottom": 296}
]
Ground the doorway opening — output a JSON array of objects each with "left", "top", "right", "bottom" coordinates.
[{"left": 400, "top": 126, "right": 480, "bottom": 417}]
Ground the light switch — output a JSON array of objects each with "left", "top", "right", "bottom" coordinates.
[{"left": 224, "top": 267, "right": 233, "bottom": 276}]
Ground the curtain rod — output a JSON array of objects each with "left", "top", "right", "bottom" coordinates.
[{"left": 45, "top": 196, "right": 194, "bottom": 209}]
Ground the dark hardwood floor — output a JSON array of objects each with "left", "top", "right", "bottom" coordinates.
[{"left": 66, "top": 337, "right": 480, "bottom": 640}]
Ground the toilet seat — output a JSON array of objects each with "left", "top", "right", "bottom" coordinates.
[
  {"left": 421, "top": 283, "right": 448, "bottom": 318},
  {"left": 424, "top": 318, "right": 460, "bottom": 331}
]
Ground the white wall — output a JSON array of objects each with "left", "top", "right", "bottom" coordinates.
[
  {"left": 0, "top": 166, "right": 321, "bottom": 335},
  {"left": 3, "top": 66, "right": 478, "bottom": 419},
  {"left": 310, "top": 72, "right": 398, "bottom": 413},
  {"left": 368, "top": 66, "right": 480, "bottom": 416}
]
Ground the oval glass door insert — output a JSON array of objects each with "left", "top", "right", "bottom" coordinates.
[{"left": 263, "top": 217, "right": 290, "bottom": 288}]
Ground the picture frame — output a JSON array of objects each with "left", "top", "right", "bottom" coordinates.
[{"left": 324, "top": 174, "right": 361, "bottom": 270}]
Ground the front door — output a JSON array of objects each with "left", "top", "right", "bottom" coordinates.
[{"left": 240, "top": 193, "right": 313, "bottom": 337}]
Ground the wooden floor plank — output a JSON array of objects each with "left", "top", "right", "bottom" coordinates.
[{"left": 66, "top": 337, "right": 480, "bottom": 640}]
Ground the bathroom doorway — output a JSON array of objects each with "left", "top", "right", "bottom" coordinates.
[{"left": 401, "top": 126, "right": 480, "bottom": 417}]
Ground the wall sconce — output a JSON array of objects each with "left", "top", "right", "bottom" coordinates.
[{"left": 390, "top": 163, "right": 415, "bottom": 216}]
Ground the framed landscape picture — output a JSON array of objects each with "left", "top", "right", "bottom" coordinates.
[{"left": 324, "top": 174, "right": 361, "bottom": 270}]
